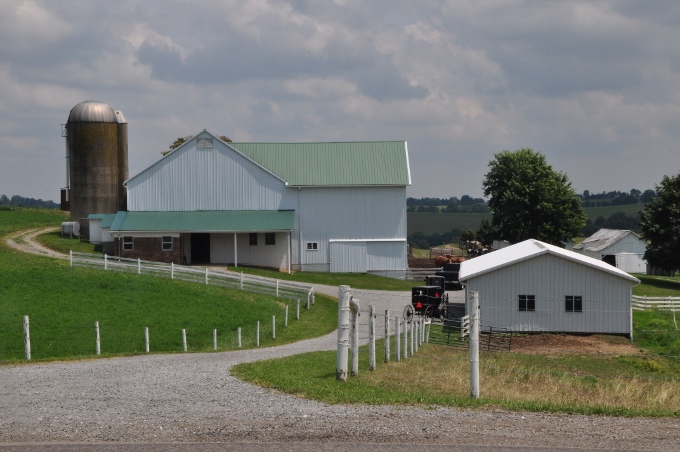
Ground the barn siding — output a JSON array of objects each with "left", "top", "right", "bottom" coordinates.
[{"left": 466, "top": 254, "right": 632, "bottom": 334}]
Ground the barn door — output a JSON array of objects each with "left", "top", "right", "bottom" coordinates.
[{"left": 330, "top": 241, "right": 367, "bottom": 273}]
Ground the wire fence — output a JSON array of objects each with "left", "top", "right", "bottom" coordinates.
[{"left": 69, "top": 251, "right": 315, "bottom": 304}]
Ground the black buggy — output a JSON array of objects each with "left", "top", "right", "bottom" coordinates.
[{"left": 404, "top": 276, "right": 449, "bottom": 321}]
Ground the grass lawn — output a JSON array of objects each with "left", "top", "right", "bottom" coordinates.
[{"left": 0, "top": 209, "right": 337, "bottom": 363}]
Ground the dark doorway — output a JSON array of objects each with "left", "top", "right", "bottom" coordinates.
[
  {"left": 191, "top": 233, "right": 211, "bottom": 264},
  {"left": 602, "top": 254, "right": 616, "bottom": 267}
]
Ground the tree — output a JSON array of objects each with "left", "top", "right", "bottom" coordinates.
[
  {"left": 162, "top": 135, "right": 232, "bottom": 155},
  {"left": 481, "top": 148, "right": 585, "bottom": 246},
  {"left": 640, "top": 174, "right": 680, "bottom": 271}
]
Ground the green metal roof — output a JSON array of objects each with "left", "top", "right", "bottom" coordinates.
[
  {"left": 110, "top": 210, "right": 294, "bottom": 232},
  {"left": 228, "top": 141, "right": 410, "bottom": 186}
]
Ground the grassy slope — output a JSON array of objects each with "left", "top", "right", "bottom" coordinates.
[{"left": 0, "top": 210, "right": 337, "bottom": 362}]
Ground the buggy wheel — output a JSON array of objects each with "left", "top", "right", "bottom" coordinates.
[
  {"left": 403, "top": 304, "right": 414, "bottom": 322},
  {"left": 424, "top": 305, "right": 434, "bottom": 319}
]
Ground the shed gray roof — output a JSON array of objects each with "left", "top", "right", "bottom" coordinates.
[
  {"left": 459, "top": 239, "right": 640, "bottom": 283},
  {"left": 573, "top": 229, "right": 642, "bottom": 252}
]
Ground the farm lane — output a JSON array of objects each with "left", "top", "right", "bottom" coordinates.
[
  {"left": 4, "top": 227, "right": 66, "bottom": 259},
  {"left": 2, "top": 232, "right": 680, "bottom": 449}
]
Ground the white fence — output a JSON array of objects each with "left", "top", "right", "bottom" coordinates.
[
  {"left": 632, "top": 295, "right": 680, "bottom": 311},
  {"left": 69, "top": 251, "right": 315, "bottom": 304},
  {"left": 405, "top": 268, "right": 440, "bottom": 281}
]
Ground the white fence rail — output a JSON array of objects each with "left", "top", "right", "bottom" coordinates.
[
  {"left": 69, "top": 251, "right": 315, "bottom": 304},
  {"left": 405, "top": 268, "right": 440, "bottom": 281},
  {"left": 632, "top": 295, "right": 680, "bottom": 311}
]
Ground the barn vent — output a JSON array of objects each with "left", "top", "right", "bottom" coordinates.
[{"left": 197, "top": 138, "right": 214, "bottom": 148}]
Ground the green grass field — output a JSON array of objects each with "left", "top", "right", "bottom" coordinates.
[
  {"left": 407, "top": 203, "right": 644, "bottom": 235},
  {"left": 0, "top": 209, "right": 337, "bottom": 362}
]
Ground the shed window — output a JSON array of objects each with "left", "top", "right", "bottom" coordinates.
[
  {"left": 519, "top": 295, "right": 535, "bottom": 312},
  {"left": 123, "top": 236, "right": 133, "bottom": 251},
  {"left": 249, "top": 233, "right": 258, "bottom": 246},
  {"left": 306, "top": 242, "right": 318, "bottom": 251},
  {"left": 265, "top": 233, "right": 276, "bottom": 245},
  {"left": 162, "top": 236, "right": 173, "bottom": 251},
  {"left": 565, "top": 296, "right": 583, "bottom": 313}
]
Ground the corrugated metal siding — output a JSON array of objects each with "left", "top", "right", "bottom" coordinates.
[
  {"left": 466, "top": 254, "right": 632, "bottom": 334},
  {"left": 230, "top": 141, "right": 410, "bottom": 186},
  {"left": 330, "top": 242, "right": 367, "bottom": 273},
  {"left": 110, "top": 210, "right": 294, "bottom": 232},
  {"left": 297, "top": 186, "right": 406, "bottom": 267},
  {"left": 367, "top": 241, "right": 407, "bottom": 270},
  {"left": 127, "top": 137, "right": 296, "bottom": 211}
]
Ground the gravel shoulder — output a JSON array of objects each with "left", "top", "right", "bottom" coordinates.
[{"left": 1, "top": 232, "right": 679, "bottom": 449}]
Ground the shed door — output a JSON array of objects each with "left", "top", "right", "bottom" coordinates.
[{"left": 330, "top": 241, "right": 367, "bottom": 273}]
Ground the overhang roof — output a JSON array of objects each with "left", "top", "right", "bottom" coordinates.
[
  {"left": 109, "top": 210, "right": 294, "bottom": 233},
  {"left": 572, "top": 228, "right": 643, "bottom": 252},
  {"left": 459, "top": 239, "right": 640, "bottom": 284}
]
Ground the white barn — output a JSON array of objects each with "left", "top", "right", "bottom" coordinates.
[
  {"left": 103, "top": 130, "right": 411, "bottom": 274},
  {"left": 572, "top": 228, "right": 647, "bottom": 273},
  {"left": 459, "top": 239, "right": 640, "bottom": 337}
]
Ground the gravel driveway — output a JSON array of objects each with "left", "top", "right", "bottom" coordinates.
[{"left": 2, "top": 233, "right": 679, "bottom": 449}]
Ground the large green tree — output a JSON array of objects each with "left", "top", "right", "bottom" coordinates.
[
  {"left": 480, "top": 148, "right": 585, "bottom": 246},
  {"left": 639, "top": 173, "right": 680, "bottom": 271}
]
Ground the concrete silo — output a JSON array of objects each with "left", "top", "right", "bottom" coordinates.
[{"left": 63, "top": 100, "right": 128, "bottom": 237}]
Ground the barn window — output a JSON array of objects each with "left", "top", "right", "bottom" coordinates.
[
  {"left": 249, "top": 233, "right": 258, "bottom": 246},
  {"left": 265, "top": 233, "right": 276, "bottom": 245},
  {"left": 519, "top": 295, "right": 535, "bottom": 312},
  {"left": 162, "top": 236, "right": 173, "bottom": 251},
  {"left": 196, "top": 138, "right": 213, "bottom": 148},
  {"left": 565, "top": 296, "right": 582, "bottom": 312},
  {"left": 306, "top": 242, "right": 318, "bottom": 251},
  {"left": 123, "top": 236, "right": 133, "bottom": 251}
]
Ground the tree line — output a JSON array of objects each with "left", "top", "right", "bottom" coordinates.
[{"left": 0, "top": 195, "right": 60, "bottom": 209}]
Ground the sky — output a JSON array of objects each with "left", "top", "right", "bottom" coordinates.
[{"left": 2, "top": 0, "right": 680, "bottom": 203}]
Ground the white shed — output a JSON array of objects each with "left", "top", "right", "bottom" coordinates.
[
  {"left": 573, "top": 228, "right": 647, "bottom": 273},
  {"left": 459, "top": 239, "right": 640, "bottom": 337}
]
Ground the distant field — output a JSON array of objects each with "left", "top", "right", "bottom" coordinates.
[{"left": 408, "top": 203, "right": 644, "bottom": 235}]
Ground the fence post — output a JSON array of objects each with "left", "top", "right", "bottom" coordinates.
[
  {"left": 137, "top": 258, "right": 141, "bottom": 275},
  {"left": 276, "top": 280, "right": 279, "bottom": 297},
  {"left": 69, "top": 250, "right": 73, "bottom": 267},
  {"left": 95, "top": 321, "right": 101, "bottom": 355},
  {"left": 240, "top": 272, "right": 244, "bottom": 290},
  {"left": 272, "top": 315, "right": 276, "bottom": 340},
  {"left": 410, "top": 319, "right": 415, "bottom": 356},
  {"left": 296, "top": 299, "right": 300, "bottom": 320},
  {"left": 237, "top": 327, "right": 242, "bottom": 348},
  {"left": 336, "top": 286, "right": 351, "bottom": 381},
  {"left": 171, "top": 262, "right": 174, "bottom": 279},
  {"left": 145, "top": 327, "right": 149, "bottom": 353},
  {"left": 395, "top": 317, "right": 401, "bottom": 362},
  {"left": 369, "top": 305, "right": 376, "bottom": 371},
  {"left": 414, "top": 320, "right": 419, "bottom": 353},
  {"left": 104, "top": 254, "right": 108, "bottom": 271},
  {"left": 311, "top": 289, "right": 315, "bottom": 305},
  {"left": 306, "top": 293, "right": 310, "bottom": 310},
  {"left": 285, "top": 305, "right": 289, "bottom": 327},
  {"left": 256, "top": 321, "right": 260, "bottom": 347},
  {"left": 205, "top": 268, "right": 209, "bottom": 285},
  {"left": 351, "top": 305, "right": 359, "bottom": 377},
  {"left": 403, "top": 320, "right": 408, "bottom": 359},
  {"left": 213, "top": 329, "right": 218, "bottom": 350},
  {"left": 182, "top": 328, "right": 187, "bottom": 352},
  {"left": 384, "top": 309, "right": 390, "bottom": 363},
  {"left": 469, "top": 290, "right": 480, "bottom": 399},
  {"left": 23, "top": 315, "right": 31, "bottom": 361}
]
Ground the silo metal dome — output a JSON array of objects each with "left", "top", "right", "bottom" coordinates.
[{"left": 67, "top": 100, "right": 118, "bottom": 123}]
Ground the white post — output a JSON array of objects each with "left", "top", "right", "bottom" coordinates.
[
  {"left": 233, "top": 233, "right": 238, "bottom": 268},
  {"left": 287, "top": 231, "right": 292, "bottom": 274},
  {"left": 311, "top": 289, "right": 315, "bottom": 305},
  {"left": 213, "top": 329, "right": 217, "bottom": 350},
  {"left": 414, "top": 320, "right": 419, "bottom": 353},
  {"left": 469, "top": 291, "right": 480, "bottom": 399},
  {"left": 137, "top": 258, "right": 141, "bottom": 275},
  {"left": 237, "top": 327, "right": 242, "bottom": 348},
  {"left": 403, "top": 319, "right": 408, "bottom": 359},
  {"left": 285, "top": 305, "right": 289, "bottom": 327},
  {"left": 23, "top": 315, "right": 31, "bottom": 361},
  {"left": 240, "top": 272, "right": 244, "bottom": 290},
  {"left": 272, "top": 315, "right": 276, "bottom": 340},
  {"left": 368, "top": 304, "right": 376, "bottom": 371},
  {"left": 205, "top": 268, "right": 209, "bottom": 285},
  {"left": 351, "top": 307, "right": 359, "bottom": 377},
  {"left": 104, "top": 254, "right": 108, "bottom": 270},
  {"left": 95, "top": 321, "right": 101, "bottom": 355},
  {"left": 395, "top": 317, "right": 401, "bottom": 362},
  {"left": 182, "top": 328, "right": 187, "bottom": 352},
  {"left": 69, "top": 250, "right": 73, "bottom": 267},
  {"left": 171, "top": 262, "right": 174, "bottom": 279},
  {"left": 337, "top": 286, "right": 350, "bottom": 381},
  {"left": 145, "top": 327, "right": 149, "bottom": 353},
  {"left": 296, "top": 299, "right": 300, "bottom": 320},
  {"left": 256, "top": 321, "right": 260, "bottom": 347},
  {"left": 384, "top": 310, "right": 390, "bottom": 363},
  {"left": 410, "top": 319, "right": 415, "bottom": 356},
  {"left": 276, "top": 280, "right": 279, "bottom": 297}
]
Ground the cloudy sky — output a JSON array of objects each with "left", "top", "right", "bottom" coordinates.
[{"left": 2, "top": 0, "right": 680, "bottom": 202}]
